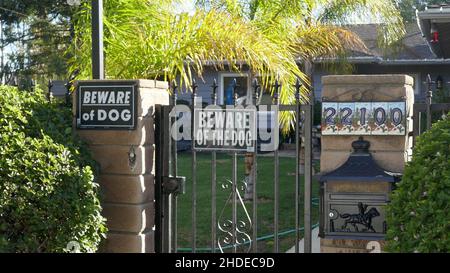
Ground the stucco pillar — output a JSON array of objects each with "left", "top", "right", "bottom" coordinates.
[
  {"left": 320, "top": 74, "right": 414, "bottom": 253},
  {"left": 72, "top": 79, "right": 169, "bottom": 253},
  {"left": 320, "top": 75, "right": 414, "bottom": 174}
]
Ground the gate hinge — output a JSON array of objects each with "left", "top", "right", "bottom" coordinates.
[{"left": 162, "top": 176, "right": 186, "bottom": 195}]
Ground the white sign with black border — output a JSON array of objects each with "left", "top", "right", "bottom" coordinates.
[
  {"left": 76, "top": 82, "right": 137, "bottom": 130},
  {"left": 193, "top": 106, "right": 257, "bottom": 152}
]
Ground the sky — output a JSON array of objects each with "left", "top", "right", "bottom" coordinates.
[{"left": 174, "top": 0, "right": 196, "bottom": 15}]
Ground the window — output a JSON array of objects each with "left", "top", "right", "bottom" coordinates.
[{"left": 219, "top": 72, "right": 250, "bottom": 105}]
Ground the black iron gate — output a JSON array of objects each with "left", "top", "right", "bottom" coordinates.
[
  {"left": 412, "top": 75, "right": 450, "bottom": 145},
  {"left": 155, "top": 79, "right": 314, "bottom": 253}
]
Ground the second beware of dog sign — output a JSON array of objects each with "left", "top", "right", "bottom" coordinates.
[{"left": 193, "top": 106, "right": 257, "bottom": 152}]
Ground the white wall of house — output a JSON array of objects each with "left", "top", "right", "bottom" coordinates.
[{"left": 176, "top": 63, "right": 450, "bottom": 105}]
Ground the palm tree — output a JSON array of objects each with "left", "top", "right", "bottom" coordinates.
[
  {"left": 69, "top": 0, "right": 404, "bottom": 131},
  {"left": 68, "top": 0, "right": 406, "bottom": 247}
]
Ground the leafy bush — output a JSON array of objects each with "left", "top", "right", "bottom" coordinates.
[
  {"left": 0, "top": 85, "right": 106, "bottom": 252},
  {"left": 386, "top": 114, "right": 450, "bottom": 252}
]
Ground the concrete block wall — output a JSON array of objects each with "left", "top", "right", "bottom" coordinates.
[{"left": 73, "top": 79, "right": 169, "bottom": 253}]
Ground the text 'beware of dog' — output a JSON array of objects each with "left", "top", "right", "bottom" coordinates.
[{"left": 76, "top": 83, "right": 137, "bottom": 130}]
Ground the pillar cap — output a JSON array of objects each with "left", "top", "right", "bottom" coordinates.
[{"left": 322, "top": 75, "right": 414, "bottom": 85}]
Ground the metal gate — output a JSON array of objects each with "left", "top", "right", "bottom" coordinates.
[
  {"left": 412, "top": 75, "right": 450, "bottom": 145},
  {"left": 155, "top": 79, "right": 313, "bottom": 253}
]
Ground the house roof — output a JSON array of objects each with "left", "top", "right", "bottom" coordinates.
[
  {"left": 417, "top": 4, "right": 450, "bottom": 59},
  {"left": 343, "top": 23, "right": 437, "bottom": 60},
  {"left": 200, "top": 22, "right": 450, "bottom": 67}
]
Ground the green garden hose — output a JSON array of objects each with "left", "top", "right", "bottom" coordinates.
[{"left": 176, "top": 198, "right": 320, "bottom": 252}]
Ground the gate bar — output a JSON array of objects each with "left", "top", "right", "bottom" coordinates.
[
  {"left": 304, "top": 103, "right": 313, "bottom": 253},
  {"left": 154, "top": 104, "right": 163, "bottom": 253},
  {"left": 273, "top": 80, "right": 280, "bottom": 253},
  {"left": 252, "top": 79, "right": 259, "bottom": 253},
  {"left": 171, "top": 86, "right": 178, "bottom": 253},
  {"left": 294, "top": 79, "right": 301, "bottom": 253},
  {"left": 232, "top": 150, "right": 238, "bottom": 253},
  {"left": 211, "top": 79, "right": 218, "bottom": 253},
  {"left": 154, "top": 104, "right": 171, "bottom": 253},
  {"left": 232, "top": 79, "right": 238, "bottom": 253},
  {"left": 191, "top": 80, "right": 198, "bottom": 252}
]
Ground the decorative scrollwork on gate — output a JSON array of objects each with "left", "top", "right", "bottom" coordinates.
[{"left": 217, "top": 179, "right": 252, "bottom": 253}]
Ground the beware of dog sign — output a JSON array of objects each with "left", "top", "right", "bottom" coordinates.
[
  {"left": 76, "top": 82, "right": 137, "bottom": 129},
  {"left": 193, "top": 106, "right": 257, "bottom": 152}
]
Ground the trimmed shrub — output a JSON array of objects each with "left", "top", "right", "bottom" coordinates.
[
  {"left": 0, "top": 86, "right": 106, "bottom": 252},
  {"left": 386, "top": 114, "right": 450, "bottom": 252}
]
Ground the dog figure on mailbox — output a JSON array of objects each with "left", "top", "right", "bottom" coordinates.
[{"left": 340, "top": 202, "right": 380, "bottom": 232}]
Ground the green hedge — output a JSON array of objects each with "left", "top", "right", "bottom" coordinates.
[
  {"left": 386, "top": 114, "right": 450, "bottom": 252},
  {"left": 0, "top": 85, "right": 106, "bottom": 252}
]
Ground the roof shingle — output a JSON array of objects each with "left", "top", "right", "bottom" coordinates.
[{"left": 344, "top": 23, "right": 436, "bottom": 60}]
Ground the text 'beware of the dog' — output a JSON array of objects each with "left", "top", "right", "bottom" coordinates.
[{"left": 193, "top": 107, "right": 257, "bottom": 152}]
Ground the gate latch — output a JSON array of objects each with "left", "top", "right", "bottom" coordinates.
[{"left": 162, "top": 176, "right": 186, "bottom": 195}]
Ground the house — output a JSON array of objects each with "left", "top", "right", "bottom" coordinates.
[
  {"left": 314, "top": 22, "right": 450, "bottom": 103},
  {"left": 178, "top": 18, "right": 450, "bottom": 105},
  {"left": 417, "top": 4, "right": 450, "bottom": 59},
  {"left": 176, "top": 64, "right": 257, "bottom": 105}
]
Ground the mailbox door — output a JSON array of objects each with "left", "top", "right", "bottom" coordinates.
[{"left": 325, "top": 192, "right": 388, "bottom": 239}]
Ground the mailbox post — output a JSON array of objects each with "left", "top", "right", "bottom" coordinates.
[
  {"left": 318, "top": 137, "right": 401, "bottom": 240},
  {"left": 319, "top": 74, "right": 414, "bottom": 252}
]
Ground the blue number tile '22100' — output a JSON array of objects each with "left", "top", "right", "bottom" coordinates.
[
  {"left": 371, "top": 102, "right": 389, "bottom": 135},
  {"left": 338, "top": 103, "right": 355, "bottom": 135},
  {"left": 387, "top": 102, "right": 406, "bottom": 135},
  {"left": 321, "top": 102, "right": 339, "bottom": 134},
  {"left": 321, "top": 102, "right": 406, "bottom": 136},
  {"left": 353, "top": 102, "right": 372, "bottom": 135}
]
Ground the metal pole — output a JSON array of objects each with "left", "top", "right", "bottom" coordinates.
[
  {"left": 252, "top": 79, "right": 259, "bottom": 253},
  {"left": 211, "top": 79, "right": 218, "bottom": 253},
  {"left": 273, "top": 80, "right": 280, "bottom": 253},
  {"left": 171, "top": 82, "right": 178, "bottom": 253},
  {"left": 191, "top": 79, "right": 198, "bottom": 252},
  {"left": 304, "top": 102, "right": 313, "bottom": 253},
  {"left": 92, "top": 0, "right": 104, "bottom": 79},
  {"left": 294, "top": 78, "right": 302, "bottom": 253},
  {"left": 232, "top": 78, "right": 238, "bottom": 253},
  {"left": 232, "top": 149, "right": 238, "bottom": 253},
  {"left": 163, "top": 106, "right": 172, "bottom": 252},
  {"left": 154, "top": 105, "right": 170, "bottom": 252},
  {"left": 154, "top": 105, "right": 162, "bottom": 252}
]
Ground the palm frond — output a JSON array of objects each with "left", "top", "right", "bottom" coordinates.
[{"left": 68, "top": 0, "right": 405, "bottom": 133}]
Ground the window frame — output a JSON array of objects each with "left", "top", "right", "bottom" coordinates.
[{"left": 218, "top": 72, "right": 251, "bottom": 105}]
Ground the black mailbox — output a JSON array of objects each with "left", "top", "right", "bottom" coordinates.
[{"left": 318, "top": 137, "right": 401, "bottom": 240}]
